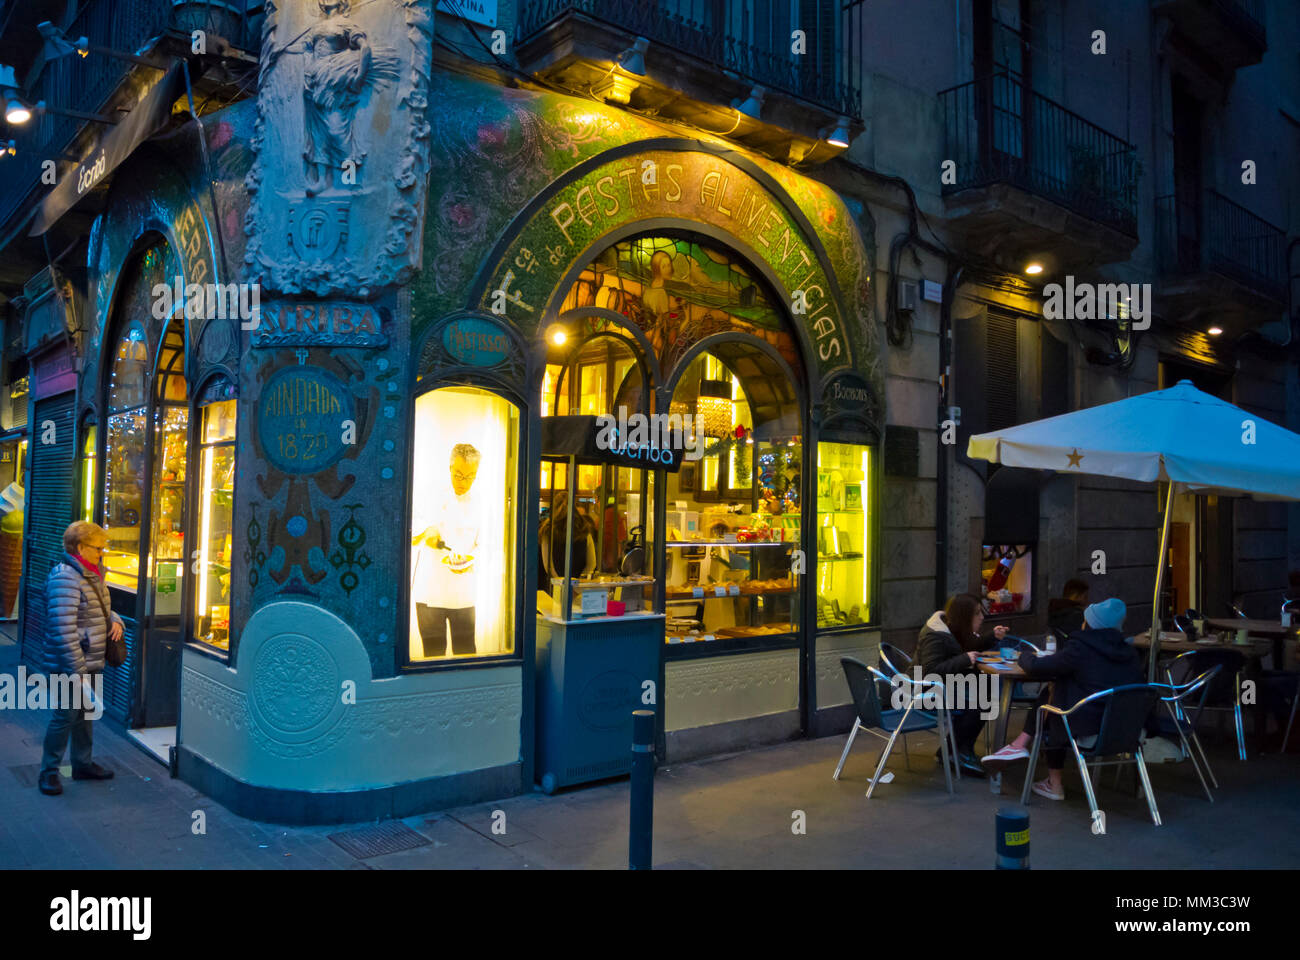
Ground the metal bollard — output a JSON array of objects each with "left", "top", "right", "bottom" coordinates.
[
  {"left": 995, "top": 805, "right": 1030, "bottom": 870},
  {"left": 630, "top": 709, "right": 655, "bottom": 870}
]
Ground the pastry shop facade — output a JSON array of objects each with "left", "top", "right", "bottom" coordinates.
[{"left": 56, "top": 37, "right": 885, "bottom": 820}]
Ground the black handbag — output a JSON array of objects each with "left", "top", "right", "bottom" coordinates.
[{"left": 88, "top": 576, "right": 126, "bottom": 668}]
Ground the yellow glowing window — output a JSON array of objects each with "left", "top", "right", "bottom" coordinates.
[
  {"left": 193, "top": 399, "right": 236, "bottom": 651},
  {"left": 815, "top": 442, "right": 873, "bottom": 627}
]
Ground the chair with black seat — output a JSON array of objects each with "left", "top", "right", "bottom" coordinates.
[
  {"left": 834, "top": 656, "right": 960, "bottom": 798},
  {"left": 1020, "top": 683, "right": 1164, "bottom": 826},
  {"left": 1167, "top": 648, "right": 1247, "bottom": 761},
  {"left": 1150, "top": 665, "right": 1223, "bottom": 802}
]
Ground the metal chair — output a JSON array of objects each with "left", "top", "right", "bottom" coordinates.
[
  {"left": 834, "top": 656, "right": 960, "bottom": 798},
  {"left": 1150, "top": 665, "right": 1223, "bottom": 802},
  {"left": 1166, "top": 649, "right": 1247, "bottom": 761},
  {"left": 1020, "top": 683, "right": 1164, "bottom": 826}
]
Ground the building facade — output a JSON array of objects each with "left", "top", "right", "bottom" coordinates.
[{"left": 0, "top": 0, "right": 1293, "bottom": 823}]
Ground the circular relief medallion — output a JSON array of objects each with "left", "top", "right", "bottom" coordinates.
[
  {"left": 200, "top": 318, "right": 236, "bottom": 364},
  {"left": 249, "top": 633, "right": 341, "bottom": 738}
]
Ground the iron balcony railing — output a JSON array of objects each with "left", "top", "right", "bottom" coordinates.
[
  {"left": 1218, "top": 0, "right": 1266, "bottom": 40},
  {"left": 516, "top": 0, "right": 862, "bottom": 120},
  {"left": 0, "top": 0, "right": 251, "bottom": 234},
  {"left": 939, "top": 69, "right": 1139, "bottom": 236},
  {"left": 1155, "top": 189, "right": 1286, "bottom": 301}
]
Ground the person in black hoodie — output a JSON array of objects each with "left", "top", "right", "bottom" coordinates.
[
  {"left": 983, "top": 597, "right": 1142, "bottom": 800},
  {"left": 915, "top": 592, "right": 1009, "bottom": 776},
  {"left": 1047, "top": 578, "right": 1089, "bottom": 637}
]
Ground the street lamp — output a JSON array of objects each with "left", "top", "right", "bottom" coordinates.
[{"left": 38, "top": 21, "right": 159, "bottom": 67}]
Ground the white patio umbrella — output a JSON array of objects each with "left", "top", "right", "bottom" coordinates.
[{"left": 967, "top": 379, "right": 1300, "bottom": 677}]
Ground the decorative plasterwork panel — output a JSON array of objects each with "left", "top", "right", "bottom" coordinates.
[
  {"left": 665, "top": 650, "right": 799, "bottom": 731},
  {"left": 245, "top": 0, "right": 433, "bottom": 296}
]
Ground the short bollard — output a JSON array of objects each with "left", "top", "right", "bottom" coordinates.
[
  {"left": 630, "top": 709, "right": 655, "bottom": 871},
  {"left": 995, "top": 805, "right": 1030, "bottom": 870}
]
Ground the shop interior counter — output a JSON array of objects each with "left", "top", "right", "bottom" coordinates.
[{"left": 535, "top": 601, "right": 664, "bottom": 794}]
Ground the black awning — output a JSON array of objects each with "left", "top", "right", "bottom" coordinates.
[
  {"left": 984, "top": 466, "right": 1041, "bottom": 544},
  {"left": 29, "top": 60, "right": 190, "bottom": 237},
  {"left": 541, "top": 415, "right": 684, "bottom": 472}
]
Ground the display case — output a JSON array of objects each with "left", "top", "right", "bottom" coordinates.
[
  {"left": 548, "top": 575, "right": 655, "bottom": 619},
  {"left": 815, "top": 441, "right": 872, "bottom": 628},
  {"left": 663, "top": 523, "right": 799, "bottom": 644}
]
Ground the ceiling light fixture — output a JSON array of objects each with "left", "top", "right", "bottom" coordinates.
[
  {"left": 1208, "top": 326, "right": 1223, "bottom": 336},
  {"left": 1025, "top": 262, "right": 1044, "bottom": 275}
]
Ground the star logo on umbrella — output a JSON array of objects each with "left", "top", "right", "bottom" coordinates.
[{"left": 1066, "top": 448, "right": 1084, "bottom": 468}]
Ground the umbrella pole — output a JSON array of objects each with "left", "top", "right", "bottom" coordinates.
[{"left": 1148, "top": 481, "right": 1177, "bottom": 681}]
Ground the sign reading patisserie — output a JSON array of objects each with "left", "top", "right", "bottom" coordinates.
[{"left": 442, "top": 315, "right": 510, "bottom": 366}]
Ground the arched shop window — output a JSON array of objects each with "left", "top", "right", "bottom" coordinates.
[
  {"left": 102, "top": 321, "right": 149, "bottom": 590},
  {"left": 540, "top": 332, "right": 653, "bottom": 586},
  {"left": 78, "top": 419, "right": 97, "bottom": 523},
  {"left": 146, "top": 317, "right": 188, "bottom": 618},
  {"left": 663, "top": 346, "right": 804, "bottom": 641},
  {"left": 408, "top": 385, "right": 520, "bottom": 663},
  {"left": 192, "top": 379, "right": 237, "bottom": 651}
]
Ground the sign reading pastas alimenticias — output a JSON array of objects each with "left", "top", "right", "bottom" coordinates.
[{"left": 252, "top": 299, "right": 389, "bottom": 348}]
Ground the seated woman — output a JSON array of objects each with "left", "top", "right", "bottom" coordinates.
[
  {"left": 916, "top": 592, "right": 1009, "bottom": 777},
  {"left": 981, "top": 597, "right": 1143, "bottom": 800}
]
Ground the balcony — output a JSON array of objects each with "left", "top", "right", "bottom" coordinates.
[
  {"left": 515, "top": 0, "right": 862, "bottom": 163},
  {"left": 1155, "top": 189, "right": 1287, "bottom": 333},
  {"left": 939, "top": 71, "right": 1140, "bottom": 271},
  {"left": 0, "top": 0, "right": 255, "bottom": 279},
  {"left": 1151, "top": 0, "right": 1266, "bottom": 76}
]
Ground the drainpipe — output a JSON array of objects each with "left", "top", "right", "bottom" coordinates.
[{"left": 937, "top": 265, "right": 963, "bottom": 610}]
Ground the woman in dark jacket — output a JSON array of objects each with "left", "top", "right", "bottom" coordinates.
[
  {"left": 983, "top": 597, "right": 1143, "bottom": 800},
  {"left": 39, "top": 521, "right": 123, "bottom": 796},
  {"left": 916, "top": 593, "right": 1009, "bottom": 775}
]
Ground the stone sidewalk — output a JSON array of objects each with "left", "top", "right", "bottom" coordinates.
[{"left": 2, "top": 632, "right": 1297, "bottom": 869}]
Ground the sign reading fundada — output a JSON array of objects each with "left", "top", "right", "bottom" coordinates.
[{"left": 253, "top": 299, "right": 389, "bottom": 348}]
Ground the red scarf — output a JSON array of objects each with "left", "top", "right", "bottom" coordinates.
[{"left": 77, "top": 555, "right": 101, "bottom": 577}]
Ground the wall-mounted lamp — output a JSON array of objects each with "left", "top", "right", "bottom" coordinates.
[
  {"left": 733, "top": 85, "right": 766, "bottom": 120},
  {"left": 617, "top": 37, "right": 649, "bottom": 77},
  {"left": 823, "top": 116, "right": 851, "bottom": 148}
]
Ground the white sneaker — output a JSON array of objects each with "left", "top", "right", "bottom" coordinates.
[{"left": 980, "top": 744, "right": 1030, "bottom": 773}]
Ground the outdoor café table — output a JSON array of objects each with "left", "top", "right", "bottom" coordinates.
[
  {"left": 976, "top": 657, "right": 1030, "bottom": 794},
  {"left": 1134, "top": 631, "right": 1273, "bottom": 756},
  {"left": 1205, "top": 618, "right": 1299, "bottom": 671}
]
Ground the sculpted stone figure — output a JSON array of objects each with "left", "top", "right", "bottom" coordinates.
[{"left": 301, "top": 0, "right": 399, "bottom": 196}]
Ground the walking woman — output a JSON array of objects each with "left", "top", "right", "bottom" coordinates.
[
  {"left": 916, "top": 592, "right": 1009, "bottom": 777},
  {"left": 38, "top": 521, "right": 122, "bottom": 795}
]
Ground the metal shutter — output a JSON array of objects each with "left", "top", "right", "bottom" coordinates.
[
  {"left": 20, "top": 393, "right": 75, "bottom": 668},
  {"left": 985, "top": 309, "right": 1019, "bottom": 430}
]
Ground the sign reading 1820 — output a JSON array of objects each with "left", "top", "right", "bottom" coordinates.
[{"left": 256, "top": 365, "right": 355, "bottom": 475}]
